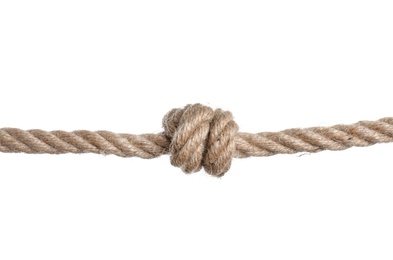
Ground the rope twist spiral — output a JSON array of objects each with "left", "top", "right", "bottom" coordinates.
[{"left": 1, "top": 103, "right": 392, "bottom": 177}]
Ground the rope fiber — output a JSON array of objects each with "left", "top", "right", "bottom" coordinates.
[{"left": 1, "top": 104, "right": 392, "bottom": 177}]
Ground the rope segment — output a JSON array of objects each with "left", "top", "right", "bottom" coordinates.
[{"left": 1, "top": 104, "right": 392, "bottom": 176}]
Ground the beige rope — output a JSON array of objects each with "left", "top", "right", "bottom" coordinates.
[{"left": 1, "top": 103, "right": 392, "bottom": 177}]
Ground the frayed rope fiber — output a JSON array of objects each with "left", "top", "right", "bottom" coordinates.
[{"left": 1, "top": 103, "right": 393, "bottom": 177}]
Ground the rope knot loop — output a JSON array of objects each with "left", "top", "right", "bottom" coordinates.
[{"left": 162, "top": 104, "right": 239, "bottom": 176}]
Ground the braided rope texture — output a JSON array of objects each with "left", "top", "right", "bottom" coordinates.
[{"left": 1, "top": 104, "right": 392, "bottom": 177}]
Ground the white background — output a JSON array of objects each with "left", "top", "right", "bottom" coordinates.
[{"left": 1, "top": 1, "right": 393, "bottom": 259}]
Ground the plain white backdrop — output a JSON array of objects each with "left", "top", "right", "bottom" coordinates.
[{"left": 0, "top": 1, "right": 393, "bottom": 259}]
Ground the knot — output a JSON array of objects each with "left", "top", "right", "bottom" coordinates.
[{"left": 162, "top": 104, "right": 239, "bottom": 177}]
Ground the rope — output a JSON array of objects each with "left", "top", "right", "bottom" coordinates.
[{"left": 1, "top": 103, "right": 392, "bottom": 177}]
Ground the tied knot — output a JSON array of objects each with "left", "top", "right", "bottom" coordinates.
[{"left": 162, "top": 104, "right": 239, "bottom": 177}]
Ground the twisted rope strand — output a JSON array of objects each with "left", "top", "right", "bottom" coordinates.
[
  {"left": 0, "top": 128, "right": 169, "bottom": 158},
  {"left": 1, "top": 104, "right": 392, "bottom": 176},
  {"left": 234, "top": 117, "right": 393, "bottom": 158}
]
